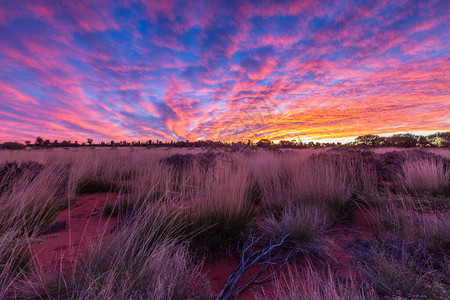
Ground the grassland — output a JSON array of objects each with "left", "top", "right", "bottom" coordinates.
[{"left": 0, "top": 147, "right": 448, "bottom": 299}]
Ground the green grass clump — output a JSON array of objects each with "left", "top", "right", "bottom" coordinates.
[
  {"left": 102, "top": 198, "right": 135, "bottom": 218},
  {"left": 186, "top": 203, "right": 255, "bottom": 258},
  {"left": 76, "top": 176, "right": 117, "bottom": 195},
  {"left": 326, "top": 198, "right": 357, "bottom": 222}
]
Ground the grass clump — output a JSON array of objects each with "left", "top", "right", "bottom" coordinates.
[
  {"left": 400, "top": 158, "right": 450, "bottom": 196},
  {"left": 369, "top": 193, "right": 450, "bottom": 251},
  {"left": 183, "top": 160, "right": 257, "bottom": 258},
  {"left": 102, "top": 197, "right": 135, "bottom": 218},
  {"left": 75, "top": 176, "right": 117, "bottom": 195},
  {"left": 27, "top": 204, "right": 212, "bottom": 299},
  {"left": 0, "top": 231, "right": 33, "bottom": 298},
  {"left": 290, "top": 154, "right": 359, "bottom": 222},
  {"left": 355, "top": 237, "right": 449, "bottom": 299},
  {"left": 371, "top": 208, "right": 450, "bottom": 251},
  {"left": 258, "top": 204, "right": 332, "bottom": 251},
  {"left": 274, "top": 264, "right": 378, "bottom": 300},
  {"left": 0, "top": 168, "right": 61, "bottom": 235},
  {"left": 186, "top": 203, "right": 255, "bottom": 258}
]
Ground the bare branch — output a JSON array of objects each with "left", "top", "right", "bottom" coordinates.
[{"left": 215, "top": 233, "right": 296, "bottom": 300}]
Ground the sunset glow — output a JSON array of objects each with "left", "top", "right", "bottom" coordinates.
[{"left": 0, "top": 0, "right": 449, "bottom": 142}]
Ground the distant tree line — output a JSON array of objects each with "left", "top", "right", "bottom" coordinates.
[
  {"left": 353, "top": 132, "right": 450, "bottom": 148},
  {"left": 0, "top": 132, "right": 449, "bottom": 150}
]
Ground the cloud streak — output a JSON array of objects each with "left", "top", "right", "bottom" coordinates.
[{"left": 0, "top": 0, "right": 449, "bottom": 142}]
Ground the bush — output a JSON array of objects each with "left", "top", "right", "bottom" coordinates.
[{"left": 0, "top": 142, "right": 26, "bottom": 150}]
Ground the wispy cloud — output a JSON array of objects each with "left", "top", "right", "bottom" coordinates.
[{"left": 0, "top": 0, "right": 448, "bottom": 142}]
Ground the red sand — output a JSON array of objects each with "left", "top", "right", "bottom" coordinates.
[
  {"left": 201, "top": 256, "right": 282, "bottom": 299},
  {"left": 32, "top": 193, "right": 119, "bottom": 270}
]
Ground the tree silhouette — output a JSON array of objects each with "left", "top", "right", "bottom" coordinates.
[
  {"left": 389, "top": 133, "right": 418, "bottom": 147},
  {"left": 35, "top": 137, "right": 44, "bottom": 147},
  {"left": 256, "top": 139, "right": 271, "bottom": 147},
  {"left": 355, "top": 134, "right": 382, "bottom": 146}
]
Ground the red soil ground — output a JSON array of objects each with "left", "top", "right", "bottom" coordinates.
[
  {"left": 201, "top": 256, "right": 280, "bottom": 299},
  {"left": 32, "top": 193, "right": 119, "bottom": 271}
]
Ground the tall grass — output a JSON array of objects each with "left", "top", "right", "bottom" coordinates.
[
  {"left": 23, "top": 203, "right": 211, "bottom": 299},
  {"left": 0, "top": 147, "right": 448, "bottom": 298},
  {"left": 0, "top": 164, "right": 66, "bottom": 235},
  {"left": 274, "top": 264, "right": 378, "bottom": 300},
  {"left": 184, "top": 158, "right": 256, "bottom": 257},
  {"left": 400, "top": 158, "right": 450, "bottom": 196},
  {"left": 0, "top": 230, "right": 32, "bottom": 298},
  {"left": 355, "top": 238, "right": 448, "bottom": 299}
]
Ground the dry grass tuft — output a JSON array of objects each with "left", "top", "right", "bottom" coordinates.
[
  {"left": 355, "top": 237, "right": 449, "bottom": 299},
  {"left": 400, "top": 158, "right": 450, "bottom": 196},
  {"left": 274, "top": 264, "right": 378, "bottom": 300},
  {"left": 258, "top": 204, "right": 332, "bottom": 251}
]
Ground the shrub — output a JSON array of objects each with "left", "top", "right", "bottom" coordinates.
[{"left": 0, "top": 142, "right": 26, "bottom": 150}]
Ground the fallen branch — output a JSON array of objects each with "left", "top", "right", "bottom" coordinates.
[{"left": 216, "top": 233, "right": 296, "bottom": 300}]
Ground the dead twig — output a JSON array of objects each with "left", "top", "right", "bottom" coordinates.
[
  {"left": 216, "top": 233, "right": 296, "bottom": 300},
  {"left": 87, "top": 208, "right": 100, "bottom": 218}
]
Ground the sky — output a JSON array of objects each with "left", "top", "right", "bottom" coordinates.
[{"left": 0, "top": 0, "right": 449, "bottom": 143}]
